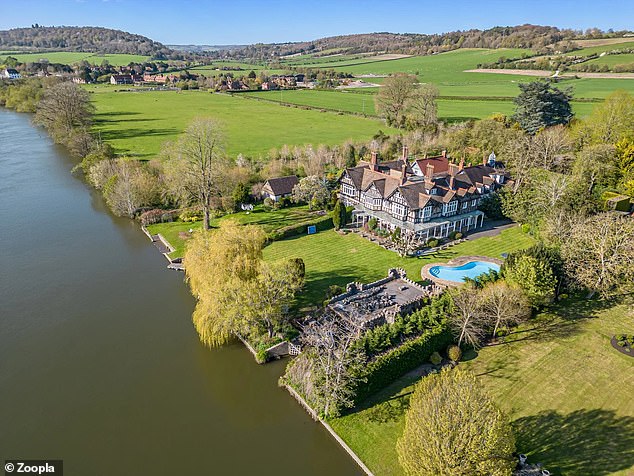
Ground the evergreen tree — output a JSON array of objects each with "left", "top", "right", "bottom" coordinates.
[{"left": 512, "top": 80, "right": 573, "bottom": 134}]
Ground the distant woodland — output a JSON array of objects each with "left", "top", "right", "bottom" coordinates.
[{"left": 0, "top": 26, "right": 185, "bottom": 60}]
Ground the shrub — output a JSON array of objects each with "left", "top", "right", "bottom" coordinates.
[
  {"left": 179, "top": 209, "right": 202, "bottom": 222},
  {"left": 447, "top": 345, "right": 462, "bottom": 362},
  {"left": 255, "top": 349, "right": 269, "bottom": 364},
  {"left": 267, "top": 215, "right": 333, "bottom": 241},
  {"left": 355, "top": 326, "right": 453, "bottom": 403},
  {"left": 521, "top": 223, "right": 531, "bottom": 233},
  {"left": 430, "top": 351, "right": 442, "bottom": 365},
  {"left": 455, "top": 232, "right": 463, "bottom": 240},
  {"left": 263, "top": 197, "right": 275, "bottom": 210},
  {"left": 368, "top": 217, "right": 378, "bottom": 231},
  {"left": 427, "top": 238, "right": 439, "bottom": 248},
  {"left": 140, "top": 208, "right": 175, "bottom": 226}
]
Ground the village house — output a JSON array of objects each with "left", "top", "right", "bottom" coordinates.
[
  {"left": 2, "top": 68, "right": 21, "bottom": 79},
  {"left": 110, "top": 74, "right": 144, "bottom": 85},
  {"left": 339, "top": 147, "right": 508, "bottom": 241},
  {"left": 261, "top": 175, "right": 299, "bottom": 202}
]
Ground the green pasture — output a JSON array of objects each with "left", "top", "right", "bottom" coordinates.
[
  {"left": 329, "top": 299, "right": 634, "bottom": 476},
  {"left": 571, "top": 41, "right": 634, "bottom": 57},
  {"left": 263, "top": 226, "right": 535, "bottom": 308},
  {"left": 242, "top": 89, "right": 596, "bottom": 120},
  {"left": 88, "top": 87, "right": 395, "bottom": 158},
  {"left": 581, "top": 53, "right": 634, "bottom": 67},
  {"left": 1, "top": 51, "right": 150, "bottom": 65}
]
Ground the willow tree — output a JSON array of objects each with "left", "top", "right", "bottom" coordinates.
[
  {"left": 397, "top": 369, "right": 515, "bottom": 476},
  {"left": 185, "top": 221, "right": 266, "bottom": 346},
  {"left": 164, "top": 118, "right": 231, "bottom": 230}
]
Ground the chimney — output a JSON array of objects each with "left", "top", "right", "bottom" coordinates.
[
  {"left": 370, "top": 151, "right": 378, "bottom": 171},
  {"left": 449, "top": 175, "right": 455, "bottom": 189},
  {"left": 402, "top": 145, "right": 409, "bottom": 162},
  {"left": 441, "top": 150, "right": 447, "bottom": 158},
  {"left": 482, "top": 155, "right": 487, "bottom": 166},
  {"left": 401, "top": 163, "right": 407, "bottom": 185},
  {"left": 459, "top": 158, "right": 465, "bottom": 171},
  {"left": 425, "top": 163, "right": 435, "bottom": 178}
]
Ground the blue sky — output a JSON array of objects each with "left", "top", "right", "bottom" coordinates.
[{"left": 1, "top": 0, "right": 633, "bottom": 45}]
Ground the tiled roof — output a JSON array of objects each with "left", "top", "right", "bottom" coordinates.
[{"left": 264, "top": 175, "right": 299, "bottom": 195}]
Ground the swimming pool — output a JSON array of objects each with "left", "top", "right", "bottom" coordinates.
[{"left": 429, "top": 261, "right": 500, "bottom": 283}]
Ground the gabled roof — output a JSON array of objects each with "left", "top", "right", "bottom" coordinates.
[
  {"left": 264, "top": 175, "right": 299, "bottom": 195},
  {"left": 456, "top": 165, "right": 495, "bottom": 186},
  {"left": 414, "top": 155, "right": 449, "bottom": 175}
]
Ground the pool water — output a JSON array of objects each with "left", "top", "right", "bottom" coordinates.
[{"left": 429, "top": 261, "right": 500, "bottom": 283}]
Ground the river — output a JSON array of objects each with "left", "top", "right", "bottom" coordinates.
[{"left": 0, "top": 109, "right": 361, "bottom": 475}]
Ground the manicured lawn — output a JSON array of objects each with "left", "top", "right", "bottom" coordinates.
[
  {"left": 2, "top": 51, "right": 150, "bottom": 65},
  {"left": 263, "top": 226, "right": 535, "bottom": 308},
  {"left": 146, "top": 205, "right": 316, "bottom": 258},
  {"left": 328, "top": 299, "right": 634, "bottom": 476},
  {"left": 88, "top": 87, "right": 396, "bottom": 158}
]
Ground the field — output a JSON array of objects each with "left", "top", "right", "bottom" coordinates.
[
  {"left": 329, "top": 299, "right": 634, "bottom": 476},
  {"left": 88, "top": 86, "right": 396, "bottom": 158},
  {"left": 243, "top": 89, "right": 597, "bottom": 121},
  {"left": 263, "top": 226, "right": 535, "bottom": 308},
  {"left": 582, "top": 53, "right": 634, "bottom": 67},
  {"left": 0, "top": 51, "right": 150, "bottom": 65}
]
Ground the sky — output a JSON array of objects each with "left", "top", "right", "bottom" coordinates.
[{"left": 1, "top": 0, "right": 633, "bottom": 45}]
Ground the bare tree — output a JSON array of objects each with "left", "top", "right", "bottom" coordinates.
[
  {"left": 479, "top": 281, "right": 531, "bottom": 338},
  {"left": 449, "top": 286, "right": 486, "bottom": 348},
  {"left": 34, "top": 81, "right": 94, "bottom": 145},
  {"left": 562, "top": 213, "right": 634, "bottom": 297},
  {"left": 375, "top": 73, "right": 417, "bottom": 128},
  {"left": 390, "top": 228, "right": 420, "bottom": 258},
  {"left": 163, "top": 118, "right": 230, "bottom": 230},
  {"left": 283, "top": 313, "right": 366, "bottom": 417},
  {"left": 531, "top": 125, "right": 572, "bottom": 172},
  {"left": 407, "top": 83, "right": 439, "bottom": 131}
]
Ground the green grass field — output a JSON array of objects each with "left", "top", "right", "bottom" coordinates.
[
  {"left": 581, "top": 53, "right": 634, "bottom": 67},
  {"left": 1, "top": 51, "right": 150, "bottom": 65},
  {"left": 88, "top": 87, "right": 396, "bottom": 158},
  {"left": 145, "top": 205, "right": 315, "bottom": 258},
  {"left": 263, "top": 226, "right": 535, "bottom": 308},
  {"left": 243, "top": 89, "right": 597, "bottom": 120},
  {"left": 329, "top": 299, "right": 634, "bottom": 476}
]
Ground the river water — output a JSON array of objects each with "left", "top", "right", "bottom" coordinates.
[{"left": 0, "top": 109, "right": 361, "bottom": 475}]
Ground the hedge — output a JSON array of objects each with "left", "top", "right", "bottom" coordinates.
[
  {"left": 354, "top": 325, "right": 453, "bottom": 404},
  {"left": 268, "top": 214, "right": 333, "bottom": 241}
]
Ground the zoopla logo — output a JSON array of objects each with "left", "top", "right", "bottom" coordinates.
[{"left": 4, "top": 461, "right": 62, "bottom": 475}]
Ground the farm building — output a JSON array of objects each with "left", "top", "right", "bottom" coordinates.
[
  {"left": 262, "top": 175, "right": 299, "bottom": 202},
  {"left": 110, "top": 74, "right": 144, "bottom": 85}
]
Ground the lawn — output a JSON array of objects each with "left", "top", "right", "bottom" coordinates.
[
  {"left": 88, "top": 87, "right": 396, "bottom": 158},
  {"left": 1, "top": 51, "right": 150, "bottom": 65},
  {"left": 146, "top": 205, "right": 316, "bottom": 258},
  {"left": 263, "top": 226, "right": 535, "bottom": 308},
  {"left": 328, "top": 299, "right": 634, "bottom": 476}
]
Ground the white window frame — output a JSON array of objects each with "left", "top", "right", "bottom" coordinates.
[
  {"left": 471, "top": 199, "right": 477, "bottom": 207},
  {"left": 392, "top": 202, "right": 406, "bottom": 218},
  {"left": 443, "top": 201, "right": 458, "bottom": 216},
  {"left": 342, "top": 184, "right": 355, "bottom": 196},
  {"left": 462, "top": 202, "right": 468, "bottom": 210},
  {"left": 422, "top": 206, "right": 432, "bottom": 219}
]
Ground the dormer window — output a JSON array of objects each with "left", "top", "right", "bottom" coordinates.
[{"left": 443, "top": 201, "right": 458, "bottom": 216}]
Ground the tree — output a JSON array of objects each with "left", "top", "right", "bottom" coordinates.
[
  {"left": 34, "top": 81, "right": 94, "bottom": 142},
  {"left": 561, "top": 213, "right": 634, "bottom": 297},
  {"left": 406, "top": 83, "right": 439, "bottom": 131},
  {"left": 512, "top": 80, "right": 573, "bottom": 134},
  {"left": 390, "top": 228, "right": 419, "bottom": 258},
  {"left": 164, "top": 118, "right": 231, "bottom": 230},
  {"left": 375, "top": 73, "right": 418, "bottom": 128},
  {"left": 503, "top": 255, "right": 557, "bottom": 307},
  {"left": 282, "top": 312, "right": 365, "bottom": 418},
  {"left": 232, "top": 182, "right": 251, "bottom": 207},
  {"left": 332, "top": 199, "right": 346, "bottom": 230},
  {"left": 572, "top": 91, "right": 634, "bottom": 146},
  {"left": 246, "top": 259, "right": 304, "bottom": 338},
  {"left": 397, "top": 368, "right": 516, "bottom": 476},
  {"left": 479, "top": 281, "right": 531, "bottom": 337},
  {"left": 292, "top": 175, "right": 329, "bottom": 210},
  {"left": 449, "top": 286, "right": 486, "bottom": 348},
  {"left": 184, "top": 221, "right": 266, "bottom": 347}
]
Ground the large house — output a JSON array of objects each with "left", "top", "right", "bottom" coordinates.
[
  {"left": 339, "top": 147, "right": 507, "bottom": 241},
  {"left": 262, "top": 175, "right": 299, "bottom": 202},
  {"left": 110, "top": 74, "right": 144, "bottom": 85}
]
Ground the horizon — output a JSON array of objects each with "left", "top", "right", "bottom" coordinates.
[{"left": 1, "top": 0, "right": 633, "bottom": 45}]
